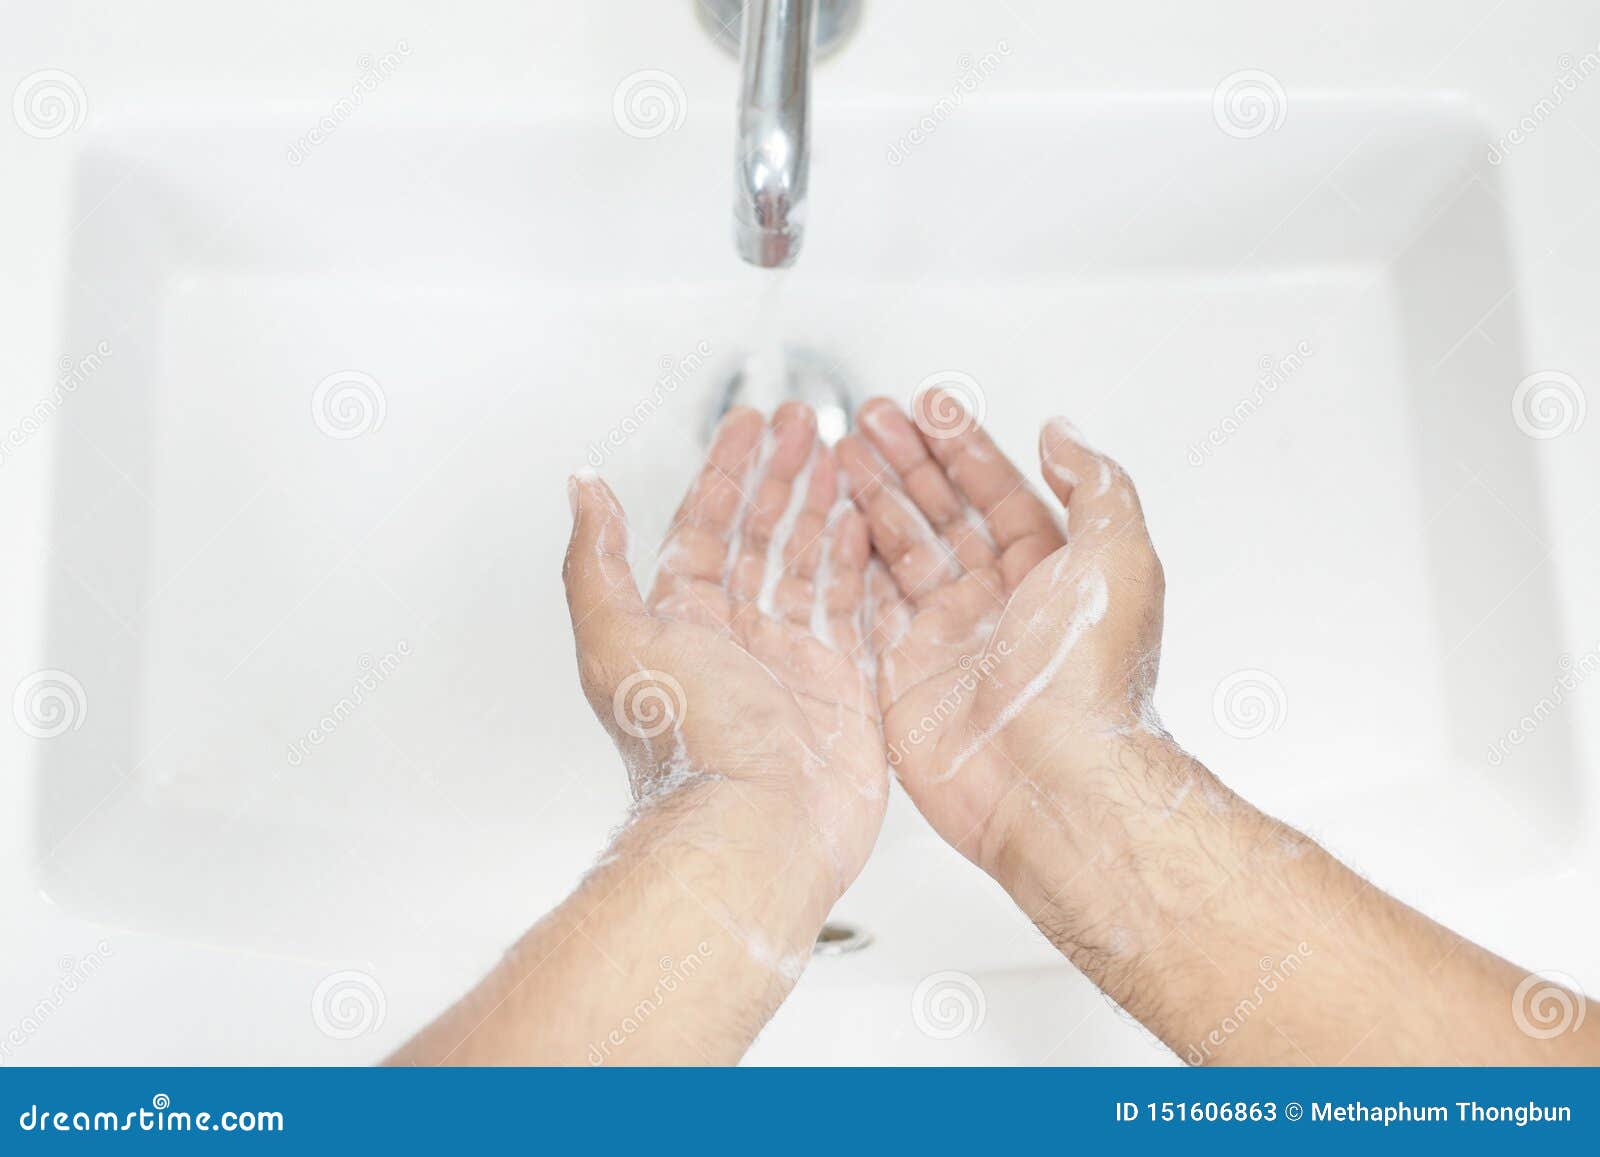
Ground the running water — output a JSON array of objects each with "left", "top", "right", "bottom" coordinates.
[{"left": 742, "top": 270, "right": 791, "bottom": 413}]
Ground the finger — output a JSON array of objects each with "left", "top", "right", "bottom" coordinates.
[
  {"left": 730, "top": 403, "right": 818, "bottom": 604},
  {"left": 1037, "top": 416, "right": 1147, "bottom": 547},
  {"left": 564, "top": 473, "right": 646, "bottom": 643},
  {"left": 863, "top": 558, "right": 912, "bottom": 655},
  {"left": 784, "top": 437, "right": 838, "bottom": 584},
  {"left": 652, "top": 407, "right": 766, "bottom": 598},
  {"left": 836, "top": 433, "right": 962, "bottom": 604},
  {"left": 752, "top": 430, "right": 844, "bottom": 628},
  {"left": 807, "top": 478, "right": 870, "bottom": 650},
  {"left": 912, "top": 389, "right": 1065, "bottom": 589},
  {"left": 856, "top": 398, "right": 999, "bottom": 572}
]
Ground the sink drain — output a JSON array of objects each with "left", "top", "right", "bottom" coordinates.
[{"left": 812, "top": 921, "right": 872, "bottom": 956}]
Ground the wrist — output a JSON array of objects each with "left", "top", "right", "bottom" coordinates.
[
  {"left": 608, "top": 776, "right": 836, "bottom": 961},
  {"left": 987, "top": 732, "right": 1266, "bottom": 975}
]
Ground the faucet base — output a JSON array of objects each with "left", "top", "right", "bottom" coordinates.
[
  {"left": 703, "top": 344, "right": 857, "bottom": 448},
  {"left": 696, "top": 0, "right": 864, "bottom": 61}
]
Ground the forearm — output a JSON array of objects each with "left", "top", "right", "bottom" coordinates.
[
  {"left": 390, "top": 782, "right": 832, "bottom": 1066},
  {"left": 992, "top": 733, "right": 1598, "bottom": 1065}
]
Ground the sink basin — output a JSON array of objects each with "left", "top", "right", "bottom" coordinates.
[{"left": 39, "top": 93, "right": 1575, "bottom": 1062}]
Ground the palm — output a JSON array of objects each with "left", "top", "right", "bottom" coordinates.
[
  {"left": 840, "top": 397, "right": 1158, "bottom": 862},
  {"left": 634, "top": 604, "right": 884, "bottom": 875},
  {"left": 577, "top": 403, "right": 886, "bottom": 885}
]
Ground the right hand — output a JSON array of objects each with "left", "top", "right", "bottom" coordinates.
[{"left": 564, "top": 402, "right": 887, "bottom": 902}]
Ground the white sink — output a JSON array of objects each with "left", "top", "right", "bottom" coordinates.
[{"left": 38, "top": 92, "right": 1581, "bottom": 1062}]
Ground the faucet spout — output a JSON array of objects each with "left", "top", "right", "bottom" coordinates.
[{"left": 733, "top": 0, "right": 814, "bottom": 268}]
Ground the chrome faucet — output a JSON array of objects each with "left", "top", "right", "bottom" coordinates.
[
  {"left": 733, "top": 0, "right": 812, "bottom": 267},
  {"left": 700, "top": 0, "right": 862, "bottom": 268}
]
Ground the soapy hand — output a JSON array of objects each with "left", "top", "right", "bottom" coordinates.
[
  {"left": 836, "top": 394, "right": 1171, "bottom": 876},
  {"left": 407, "top": 395, "right": 1599, "bottom": 1068},
  {"left": 565, "top": 401, "right": 887, "bottom": 896}
]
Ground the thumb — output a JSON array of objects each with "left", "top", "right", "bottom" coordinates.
[
  {"left": 1037, "top": 416, "right": 1145, "bottom": 537},
  {"left": 563, "top": 471, "right": 646, "bottom": 642}
]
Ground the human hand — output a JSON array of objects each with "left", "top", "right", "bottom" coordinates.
[
  {"left": 390, "top": 415, "right": 886, "bottom": 1067},
  {"left": 564, "top": 402, "right": 886, "bottom": 908},
  {"left": 835, "top": 397, "right": 1590, "bottom": 1072},
  {"left": 836, "top": 395, "right": 1177, "bottom": 879}
]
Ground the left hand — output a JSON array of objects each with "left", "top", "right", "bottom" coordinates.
[{"left": 836, "top": 394, "right": 1170, "bottom": 875}]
